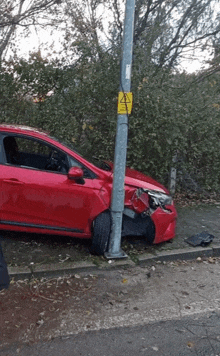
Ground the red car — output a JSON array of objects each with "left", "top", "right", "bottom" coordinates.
[{"left": 0, "top": 124, "right": 177, "bottom": 255}]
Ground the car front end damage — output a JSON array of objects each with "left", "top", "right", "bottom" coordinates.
[{"left": 123, "top": 188, "right": 177, "bottom": 244}]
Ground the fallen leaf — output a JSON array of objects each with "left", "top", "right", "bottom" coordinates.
[
  {"left": 187, "top": 341, "right": 194, "bottom": 348},
  {"left": 122, "top": 279, "right": 128, "bottom": 284}
]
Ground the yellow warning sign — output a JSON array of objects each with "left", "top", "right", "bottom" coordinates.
[{"left": 117, "top": 92, "right": 133, "bottom": 114}]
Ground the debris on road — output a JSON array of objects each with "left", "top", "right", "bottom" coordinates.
[{"left": 185, "top": 231, "right": 214, "bottom": 247}]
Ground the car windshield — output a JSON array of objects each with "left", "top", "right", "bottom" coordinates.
[{"left": 50, "top": 135, "right": 112, "bottom": 171}]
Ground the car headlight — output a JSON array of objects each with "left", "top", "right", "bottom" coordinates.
[{"left": 146, "top": 190, "right": 173, "bottom": 210}]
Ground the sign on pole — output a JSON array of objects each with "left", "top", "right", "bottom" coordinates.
[{"left": 117, "top": 92, "right": 133, "bottom": 115}]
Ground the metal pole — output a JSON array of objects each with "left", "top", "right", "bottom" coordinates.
[{"left": 105, "top": 0, "right": 135, "bottom": 259}]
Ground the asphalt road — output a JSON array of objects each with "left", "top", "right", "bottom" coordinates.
[
  {"left": 2, "top": 313, "right": 220, "bottom": 356},
  {"left": 1, "top": 258, "right": 220, "bottom": 355}
]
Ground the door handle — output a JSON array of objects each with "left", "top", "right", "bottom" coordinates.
[{"left": 3, "top": 178, "right": 24, "bottom": 185}]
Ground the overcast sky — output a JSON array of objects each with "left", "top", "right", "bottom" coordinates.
[{"left": 15, "top": 28, "right": 212, "bottom": 74}]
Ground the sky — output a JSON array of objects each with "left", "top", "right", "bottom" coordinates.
[
  {"left": 16, "top": 29, "right": 212, "bottom": 74},
  {"left": 180, "top": 49, "right": 212, "bottom": 73}
]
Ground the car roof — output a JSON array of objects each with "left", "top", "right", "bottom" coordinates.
[{"left": 0, "top": 124, "right": 49, "bottom": 137}]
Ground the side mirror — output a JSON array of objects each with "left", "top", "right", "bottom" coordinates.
[{"left": 68, "top": 167, "right": 84, "bottom": 180}]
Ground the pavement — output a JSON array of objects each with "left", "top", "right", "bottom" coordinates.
[{"left": 1, "top": 202, "right": 220, "bottom": 280}]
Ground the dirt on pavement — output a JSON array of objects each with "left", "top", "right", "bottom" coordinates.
[{"left": 0, "top": 273, "right": 98, "bottom": 347}]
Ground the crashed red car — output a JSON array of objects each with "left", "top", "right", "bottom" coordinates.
[{"left": 0, "top": 124, "right": 177, "bottom": 255}]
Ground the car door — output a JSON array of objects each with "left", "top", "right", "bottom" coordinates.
[
  {"left": 0, "top": 133, "right": 104, "bottom": 236},
  {"left": 0, "top": 133, "right": 4, "bottom": 222}
]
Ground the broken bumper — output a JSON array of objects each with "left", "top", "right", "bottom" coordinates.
[
  {"left": 124, "top": 188, "right": 177, "bottom": 244},
  {"left": 151, "top": 205, "right": 177, "bottom": 244}
]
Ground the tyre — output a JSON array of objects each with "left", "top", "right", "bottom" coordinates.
[{"left": 90, "top": 210, "right": 111, "bottom": 255}]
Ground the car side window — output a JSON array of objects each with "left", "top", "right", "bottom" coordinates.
[
  {"left": 69, "top": 156, "right": 83, "bottom": 168},
  {"left": 68, "top": 156, "right": 96, "bottom": 179},
  {"left": 3, "top": 135, "right": 69, "bottom": 174},
  {"left": 3, "top": 136, "right": 20, "bottom": 165}
]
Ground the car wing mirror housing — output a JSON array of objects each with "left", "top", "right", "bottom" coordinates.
[{"left": 68, "top": 167, "right": 84, "bottom": 184}]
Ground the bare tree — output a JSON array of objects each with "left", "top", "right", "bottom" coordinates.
[
  {"left": 1, "top": 0, "right": 220, "bottom": 71},
  {"left": 133, "top": 0, "right": 220, "bottom": 68},
  {"left": 59, "top": 0, "right": 220, "bottom": 70},
  {"left": 0, "top": 0, "right": 60, "bottom": 59}
]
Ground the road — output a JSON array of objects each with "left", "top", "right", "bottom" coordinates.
[
  {"left": 1, "top": 258, "right": 220, "bottom": 355},
  {"left": 3, "top": 313, "right": 220, "bottom": 356}
]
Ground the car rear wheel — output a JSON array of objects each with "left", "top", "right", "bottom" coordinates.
[{"left": 90, "top": 210, "right": 111, "bottom": 255}]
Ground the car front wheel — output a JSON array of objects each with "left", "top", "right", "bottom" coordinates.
[{"left": 90, "top": 210, "right": 111, "bottom": 255}]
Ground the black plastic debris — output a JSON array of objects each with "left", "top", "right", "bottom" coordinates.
[
  {"left": 185, "top": 231, "right": 214, "bottom": 247},
  {"left": 0, "top": 240, "right": 10, "bottom": 291}
]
